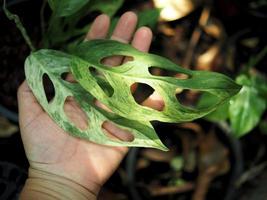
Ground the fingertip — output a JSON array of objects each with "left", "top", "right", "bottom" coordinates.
[
  {"left": 86, "top": 14, "right": 110, "bottom": 40},
  {"left": 131, "top": 26, "right": 153, "bottom": 52},
  {"left": 136, "top": 26, "right": 153, "bottom": 39},
  {"left": 122, "top": 11, "right": 137, "bottom": 22},
  {"left": 96, "top": 13, "right": 110, "bottom": 24},
  {"left": 111, "top": 11, "right": 138, "bottom": 43}
]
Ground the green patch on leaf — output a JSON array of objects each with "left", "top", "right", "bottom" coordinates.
[{"left": 229, "top": 74, "right": 266, "bottom": 137}]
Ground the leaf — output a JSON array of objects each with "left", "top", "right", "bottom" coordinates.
[
  {"left": 259, "top": 121, "right": 267, "bottom": 135},
  {"left": 88, "top": 0, "right": 124, "bottom": 17},
  {"left": 45, "top": 0, "right": 124, "bottom": 48},
  {"left": 137, "top": 9, "right": 160, "bottom": 29},
  {"left": 3, "top": 0, "right": 35, "bottom": 51},
  {"left": 229, "top": 75, "right": 266, "bottom": 137},
  {"left": 48, "top": 0, "right": 90, "bottom": 17},
  {"left": 25, "top": 49, "right": 167, "bottom": 151},
  {"left": 25, "top": 40, "right": 241, "bottom": 150},
  {"left": 252, "top": 74, "right": 267, "bottom": 99},
  {"left": 108, "top": 8, "right": 160, "bottom": 37},
  {"left": 71, "top": 40, "right": 241, "bottom": 123},
  {"left": 197, "top": 93, "right": 229, "bottom": 122}
]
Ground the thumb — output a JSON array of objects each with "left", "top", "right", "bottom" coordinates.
[{"left": 17, "top": 81, "right": 44, "bottom": 128}]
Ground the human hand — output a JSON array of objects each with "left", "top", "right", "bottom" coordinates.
[{"left": 19, "top": 11, "right": 163, "bottom": 199}]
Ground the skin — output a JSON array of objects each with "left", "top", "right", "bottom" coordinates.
[{"left": 18, "top": 11, "right": 164, "bottom": 198}]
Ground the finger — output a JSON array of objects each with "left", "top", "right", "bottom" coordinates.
[
  {"left": 102, "top": 27, "right": 153, "bottom": 142},
  {"left": 141, "top": 91, "right": 165, "bottom": 111},
  {"left": 94, "top": 12, "right": 138, "bottom": 111},
  {"left": 85, "top": 14, "right": 110, "bottom": 40},
  {"left": 66, "top": 14, "right": 110, "bottom": 82},
  {"left": 103, "top": 11, "right": 137, "bottom": 67},
  {"left": 128, "top": 26, "right": 153, "bottom": 92},
  {"left": 17, "top": 81, "right": 44, "bottom": 127},
  {"left": 128, "top": 27, "right": 164, "bottom": 111},
  {"left": 102, "top": 121, "right": 134, "bottom": 142},
  {"left": 130, "top": 26, "right": 153, "bottom": 52}
]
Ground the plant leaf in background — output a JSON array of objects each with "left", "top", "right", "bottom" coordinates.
[
  {"left": 88, "top": 0, "right": 124, "bottom": 17},
  {"left": 72, "top": 40, "right": 241, "bottom": 123},
  {"left": 229, "top": 74, "right": 266, "bottom": 137},
  {"left": 45, "top": 0, "right": 124, "bottom": 49},
  {"left": 108, "top": 9, "right": 160, "bottom": 38},
  {"left": 25, "top": 49, "right": 167, "bottom": 151},
  {"left": 48, "top": 0, "right": 90, "bottom": 17},
  {"left": 137, "top": 9, "right": 161, "bottom": 29},
  {"left": 259, "top": 121, "right": 267, "bottom": 135}
]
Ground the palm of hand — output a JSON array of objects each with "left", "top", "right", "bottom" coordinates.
[{"left": 20, "top": 102, "right": 126, "bottom": 191}]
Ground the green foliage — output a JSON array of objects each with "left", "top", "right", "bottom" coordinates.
[
  {"left": 25, "top": 49, "right": 167, "bottom": 151},
  {"left": 72, "top": 40, "right": 240, "bottom": 122},
  {"left": 44, "top": 0, "right": 124, "bottom": 48},
  {"left": 4, "top": 0, "right": 245, "bottom": 148},
  {"left": 3, "top": 0, "right": 35, "bottom": 51},
  {"left": 108, "top": 8, "right": 160, "bottom": 37},
  {"left": 199, "top": 73, "right": 267, "bottom": 137},
  {"left": 170, "top": 156, "right": 183, "bottom": 171},
  {"left": 88, "top": 0, "right": 124, "bottom": 17},
  {"left": 25, "top": 40, "right": 241, "bottom": 149},
  {"left": 229, "top": 74, "right": 266, "bottom": 137},
  {"left": 259, "top": 121, "right": 267, "bottom": 135},
  {"left": 48, "top": 0, "right": 90, "bottom": 17},
  {"left": 197, "top": 93, "right": 229, "bottom": 122},
  {"left": 137, "top": 9, "right": 161, "bottom": 29}
]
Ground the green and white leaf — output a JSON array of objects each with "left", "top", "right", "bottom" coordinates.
[
  {"left": 229, "top": 74, "right": 266, "bottom": 137},
  {"left": 25, "top": 40, "right": 241, "bottom": 150},
  {"left": 25, "top": 49, "right": 167, "bottom": 151},
  {"left": 72, "top": 40, "right": 241, "bottom": 123}
]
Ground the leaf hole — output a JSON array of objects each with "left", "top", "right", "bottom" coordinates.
[
  {"left": 102, "top": 121, "right": 134, "bottom": 142},
  {"left": 61, "top": 72, "right": 77, "bottom": 83},
  {"left": 93, "top": 98, "right": 113, "bottom": 113},
  {"left": 149, "top": 67, "right": 189, "bottom": 79},
  {"left": 42, "top": 73, "right": 55, "bottom": 102},
  {"left": 100, "top": 55, "right": 134, "bottom": 67},
  {"left": 175, "top": 89, "right": 203, "bottom": 109},
  {"left": 89, "top": 67, "right": 114, "bottom": 97},
  {"left": 132, "top": 83, "right": 165, "bottom": 111},
  {"left": 132, "top": 83, "right": 155, "bottom": 104},
  {"left": 64, "top": 96, "right": 89, "bottom": 131}
]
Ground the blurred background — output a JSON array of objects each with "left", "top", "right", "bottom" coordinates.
[{"left": 0, "top": 0, "right": 267, "bottom": 199}]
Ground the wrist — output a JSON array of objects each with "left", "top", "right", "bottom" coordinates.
[{"left": 20, "top": 167, "right": 97, "bottom": 200}]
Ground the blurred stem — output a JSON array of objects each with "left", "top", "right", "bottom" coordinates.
[
  {"left": 3, "top": 0, "right": 36, "bottom": 52},
  {"left": 182, "top": 6, "right": 211, "bottom": 68},
  {"left": 40, "top": 0, "right": 47, "bottom": 38},
  {"left": 244, "top": 45, "right": 267, "bottom": 74}
]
